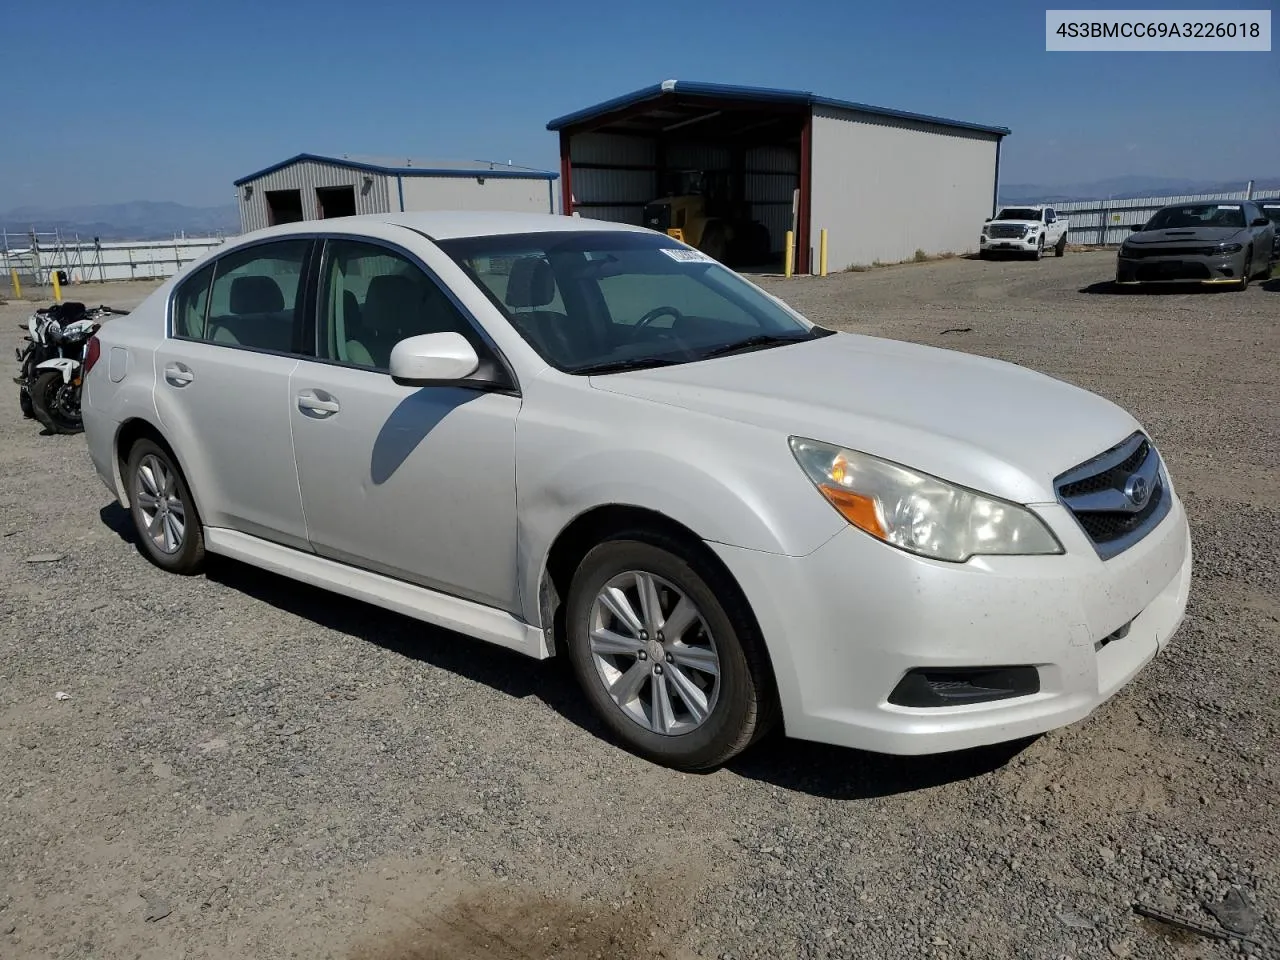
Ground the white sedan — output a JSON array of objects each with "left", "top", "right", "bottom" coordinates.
[{"left": 81, "top": 212, "right": 1192, "bottom": 770}]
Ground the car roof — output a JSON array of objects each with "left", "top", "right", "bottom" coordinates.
[{"left": 239, "top": 211, "right": 652, "bottom": 243}]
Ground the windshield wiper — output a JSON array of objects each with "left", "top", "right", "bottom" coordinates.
[
  {"left": 571, "top": 356, "right": 686, "bottom": 375},
  {"left": 697, "top": 332, "right": 820, "bottom": 360}
]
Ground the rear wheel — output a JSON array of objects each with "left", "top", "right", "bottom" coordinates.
[
  {"left": 126, "top": 439, "right": 205, "bottom": 574},
  {"left": 565, "top": 535, "right": 776, "bottom": 771},
  {"left": 30, "top": 370, "right": 82, "bottom": 434}
]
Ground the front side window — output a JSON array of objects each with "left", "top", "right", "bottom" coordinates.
[
  {"left": 197, "top": 240, "right": 310, "bottom": 352},
  {"left": 1145, "top": 204, "right": 1246, "bottom": 230},
  {"left": 1261, "top": 203, "right": 1280, "bottom": 225},
  {"left": 439, "top": 230, "right": 823, "bottom": 373},
  {"left": 317, "top": 239, "right": 476, "bottom": 371}
]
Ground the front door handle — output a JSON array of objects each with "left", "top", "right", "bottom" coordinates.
[
  {"left": 297, "top": 390, "right": 340, "bottom": 417},
  {"left": 163, "top": 363, "right": 194, "bottom": 387}
]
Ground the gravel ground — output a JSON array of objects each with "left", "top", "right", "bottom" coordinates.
[{"left": 1, "top": 253, "right": 1277, "bottom": 960}]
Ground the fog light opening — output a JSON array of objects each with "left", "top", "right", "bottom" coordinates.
[{"left": 888, "top": 666, "right": 1040, "bottom": 708}]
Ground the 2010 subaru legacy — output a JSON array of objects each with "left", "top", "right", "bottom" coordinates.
[{"left": 81, "top": 212, "right": 1192, "bottom": 771}]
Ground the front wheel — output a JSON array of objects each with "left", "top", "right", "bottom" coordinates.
[
  {"left": 1055, "top": 235, "right": 1067, "bottom": 257},
  {"left": 565, "top": 535, "right": 776, "bottom": 771},
  {"left": 1031, "top": 237, "right": 1044, "bottom": 261},
  {"left": 1235, "top": 249, "right": 1252, "bottom": 291},
  {"left": 30, "top": 370, "right": 82, "bottom": 434}
]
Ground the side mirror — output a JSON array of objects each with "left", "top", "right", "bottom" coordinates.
[
  {"left": 984, "top": 217, "right": 992, "bottom": 223},
  {"left": 1251, "top": 217, "right": 1270, "bottom": 227},
  {"left": 389, "top": 332, "right": 480, "bottom": 386},
  {"left": 1130, "top": 224, "right": 1144, "bottom": 232}
]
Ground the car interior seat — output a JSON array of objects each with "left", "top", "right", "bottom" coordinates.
[{"left": 503, "top": 258, "right": 583, "bottom": 364}]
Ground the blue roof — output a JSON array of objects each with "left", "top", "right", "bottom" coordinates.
[
  {"left": 234, "top": 153, "right": 558, "bottom": 187},
  {"left": 546, "top": 80, "right": 1010, "bottom": 138}
]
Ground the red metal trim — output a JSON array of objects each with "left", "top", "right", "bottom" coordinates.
[
  {"left": 797, "top": 114, "right": 813, "bottom": 274},
  {"left": 559, "top": 132, "right": 573, "bottom": 216}
]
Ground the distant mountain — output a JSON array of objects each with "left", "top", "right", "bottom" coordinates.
[
  {"left": 999, "top": 176, "right": 1280, "bottom": 204},
  {"left": 0, "top": 201, "right": 239, "bottom": 241}
]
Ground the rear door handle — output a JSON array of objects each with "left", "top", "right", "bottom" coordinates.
[
  {"left": 297, "top": 390, "right": 340, "bottom": 417},
  {"left": 163, "top": 363, "right": 194, "bottom": 387}
]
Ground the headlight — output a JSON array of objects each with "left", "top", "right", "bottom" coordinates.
[
  {"left": 789, "top": 438, "right": 1064, "bottom": 562},
  {"left": 1216, "top": 243, "right": 1243, "bottom": 254}
]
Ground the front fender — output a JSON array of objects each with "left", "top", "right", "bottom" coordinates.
[
  {"left": 36, "top": 357, "right": 80, "bottom": 384},
  {"left": 513, "top": 382, "right": 846, "bottom": 626}
]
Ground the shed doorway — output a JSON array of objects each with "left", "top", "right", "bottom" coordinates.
[
  {"left": 266, "top": 189, "right": 304, "bottom": 225},
  {"left": 317, "top": 186, "right": 357, "bottom": 219}
]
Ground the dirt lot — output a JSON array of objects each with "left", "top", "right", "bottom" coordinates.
[{"left": 1, "top": 252, "right": 1277, "bottom": 960}]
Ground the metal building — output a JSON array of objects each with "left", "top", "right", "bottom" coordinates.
[
  {"left": 233, "top": 154, "right": 559, "bottom": 234},
  {"left": 548, "top": 81, "right": 1010, "bottom": 273}
]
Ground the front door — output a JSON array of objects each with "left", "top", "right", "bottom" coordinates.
[
  {"left": 288, "top": 237, "right": 521, "bottom": 612},
  {"left": 152, "top": 238, "right": 313, "bottom": 549}
]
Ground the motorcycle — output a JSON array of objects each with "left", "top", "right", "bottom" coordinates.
[{"left": 16, "top": 301, "right": 125, "bottom": 434}]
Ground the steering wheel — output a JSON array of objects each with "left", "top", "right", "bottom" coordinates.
[{"left": 633, "top": 305, "right": 685, "bottom": 335}]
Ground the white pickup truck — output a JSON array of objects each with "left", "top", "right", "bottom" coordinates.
[{"left": 979, "top": 205, "right": 1069, "bottom": 260}]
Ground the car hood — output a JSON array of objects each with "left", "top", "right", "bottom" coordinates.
[
  {"left": 589, "top": 333, "right": 1141, "bottom": 505},
  {"left": 988, "top": 219, "right": 1039, "bottom": 228},
  {"left": 1128, "top": 226, "right": 1245, "bottom": 244}
]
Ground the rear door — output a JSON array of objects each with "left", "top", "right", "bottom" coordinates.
[
  {"left": 288, "top": 234, "right": 522, "bottom": 612},
  {"left": 153, "top": 238, "right": 314, "bottom": 549}
]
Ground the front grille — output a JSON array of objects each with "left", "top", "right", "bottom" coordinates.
[
  {"left": 1055, "top": 432, "right": 1171, "bottom": 560},
  {"left": 1135, "top": 262, "right": 1211, "bottom": 281},
  {"left": 987, "top": 224, "right": 1026, "bottom": 239},
  {"left": 1122, "top": 246, "right": 1217, "bottom": 259}
]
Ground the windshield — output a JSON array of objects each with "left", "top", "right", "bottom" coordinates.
[
  {"left": 437, "top": 230, "right": 822, "bottom": 373},
  {"left": 1144, "top": 204, "right": 1246, "bottom": 230},
  {"left": 995, "top": 208, "right": 1040, "bottom": 221}
]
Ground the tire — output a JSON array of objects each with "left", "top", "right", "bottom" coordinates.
[
  {"left": 1032, "top": 237, "right": 1044, "bottom": 261},
  {"left": 699, "top": 224, "right": 728, "bottom": 263},
  {"left": 125, "top": 439, "right": 206, "bottom": 574},
  {"left": 978, "top": 250, "right": 990, "bottom": 260},
  {"left": 1055, "top": 234, "right": 1067, "bottom": 257},
  {"left": 30, "top": 370, "right": 82, "bottom": 434},
  {"left": 1235, "top": 249, "right": 1252, "bottom": 291},
  {"left": 565, "top": 534, "right": 777, "bottom": 771}
]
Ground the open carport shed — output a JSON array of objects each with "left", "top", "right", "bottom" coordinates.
[{"left": 548, "top": 81, "right": 1010, "bottom": 274}]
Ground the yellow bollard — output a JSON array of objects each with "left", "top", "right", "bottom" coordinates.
[
  {"left": 51, "top": 270, "right": 62, "bottom": 303},
  {"left": 819, "top": 229, "right": 828, "bottom": 277},
  {"left": 784, "top": 230, "right": 794, "bottom": 278},
  {"left": 10, "top": 270, "right": 20, "bottom": 299}
]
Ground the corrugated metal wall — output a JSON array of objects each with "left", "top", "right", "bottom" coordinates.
[
  {"left": 400, "top": 175, "right": 553, "bottom": 213},
  {"left": 810, "top": 106, "right": 1000, "bottom": 269},
  {"left": 238, "top": 160, "right": 392, "bottom": 232},
  {"left": 745, "top": 145, "right": 798, "bottom": 254},
  {"left": 1044, "top": 191, "right": 1267, "bottom": 246},
  {"left": 569, "top": 134, "right": 655, "bottom": 225}
]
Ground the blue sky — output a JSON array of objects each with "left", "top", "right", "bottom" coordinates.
[{"left": 1, "top": 0, "right": 1275, "bottom": 207}]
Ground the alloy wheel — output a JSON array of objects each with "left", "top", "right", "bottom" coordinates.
[
  {"left": 587, "top": 570, "right": 721, "bottom": 736},
  {"left": 135, "top": 454, "right": 186, "bottom": 554}
]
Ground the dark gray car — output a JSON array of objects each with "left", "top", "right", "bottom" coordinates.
[
  {"left": 1258, "top": 198, "right": 1280, "bottom": 259},
  {"left": 1116, "top": 201, "right": 1276, "bottom": 290}
]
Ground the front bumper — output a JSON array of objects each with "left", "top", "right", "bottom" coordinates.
[
  {"left": 1116, "top": 250, "right": 1246, "bottom": 285},
  {"left": 712, "top": 495, "right": 1191, "bottom": 755},
  {"left": 980, "top": 235, "right": 1042, "bottom": 252}
]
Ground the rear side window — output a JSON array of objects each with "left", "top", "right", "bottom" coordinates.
[
  {"left": 317, "top": 239, "right": 478, "bottom": 371},
  {"left": 172, "top": 263, "right": 214, "bottom": 338},
  {"left": 183, "top": 240, "right": 311, "bottom": 352}
]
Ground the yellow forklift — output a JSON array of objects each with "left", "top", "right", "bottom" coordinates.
[{"left": 642, "top": 170, "right": 772, "bottom": 266}]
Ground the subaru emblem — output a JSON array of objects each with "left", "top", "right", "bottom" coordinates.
[{"left": 1124, "top": 474, "right": 1150, "bottom": 509}]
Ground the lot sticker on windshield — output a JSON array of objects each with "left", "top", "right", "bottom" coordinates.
[{"left": 660, "top": 248, "right": 717, "bottom": 264}]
